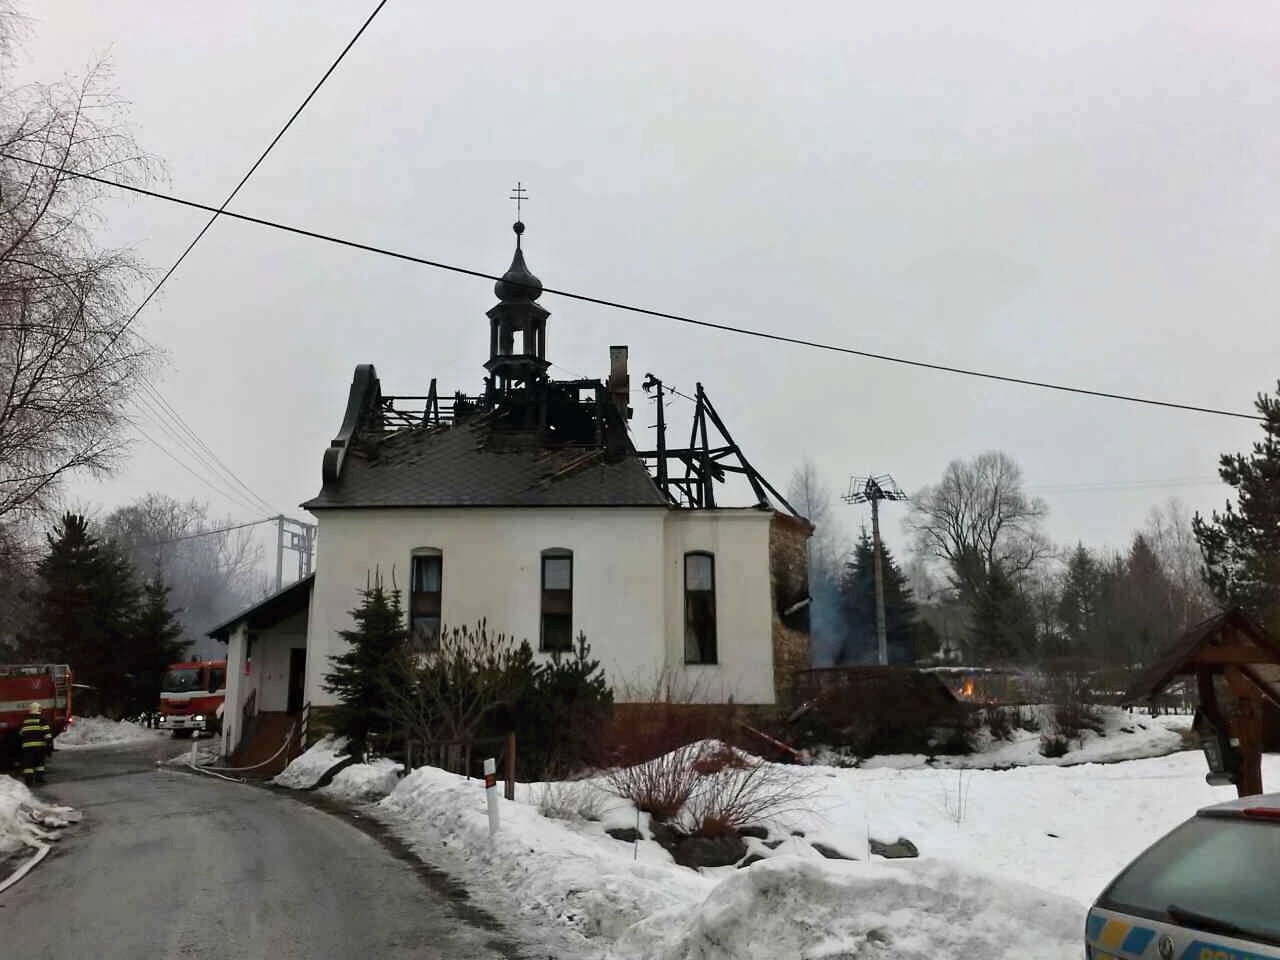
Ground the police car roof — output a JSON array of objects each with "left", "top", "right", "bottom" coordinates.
[{"left": 1196, "top": 791, "right": 1280, "bottom": 818}]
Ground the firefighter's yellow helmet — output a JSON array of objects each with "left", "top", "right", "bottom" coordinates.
[{"left": 28, "top": 702, "right": 40, "bottom": 714}]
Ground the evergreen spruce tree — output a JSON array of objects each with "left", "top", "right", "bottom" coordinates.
[
  {"left": 1118, "top": 533, "right": 1177, "bottom": 666},
  {"left": 837, "top": 529, "right": 924, "bottom": 664},
  {"left": 1055, "top": 544, "right": 1099, "bottom": 658},
  {"left": 323, "top": 573, "right": 409, "bottom": 757},
  {"left": 968, "top": 562, "right": 1037, "bottom": 663},
  {"left": 504, "top": 631, "right": 613, "bottom": 779},
  {"left": 27, "top": 513, "right": 140, "bottom": 714},
  {"left": 1193, "top": 382, "right": 1280, "bottom": 626},
  {"left": 128, "top": 574, "right": 188, "bottom": 717}
]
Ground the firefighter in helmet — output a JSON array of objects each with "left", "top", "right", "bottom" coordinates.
[{"left": 20, "top": 702, "right": 50, "bottom": 787}]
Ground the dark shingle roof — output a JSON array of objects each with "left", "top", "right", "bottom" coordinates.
[
  {"left": 207, "top": 573, "right": 315, "bottom": 642},
  {"left": 301, "top": 419, "right": 669, "bottom": 510}
]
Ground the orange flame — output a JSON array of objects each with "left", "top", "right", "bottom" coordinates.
[{"left": 960, "top": 679, "right": 976, "bottom": 699}]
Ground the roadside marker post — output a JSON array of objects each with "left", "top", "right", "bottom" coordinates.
[{"left": 484, "top": 757, "right": 500, "bottom": 835}]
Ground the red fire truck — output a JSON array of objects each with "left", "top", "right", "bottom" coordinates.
[
  {"left": 0, "top": 663, "right": 73, "bottom": 769},
  {"left": 158, "top": 659, "right": 227, "bottom": 738}
]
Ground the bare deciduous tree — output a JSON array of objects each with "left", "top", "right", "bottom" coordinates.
[
  {"left": 786, "top": 458, "right": 849, "bottom": 665},
  {"left": 1144, "top": 496, "right": 1216, "bottom": 632},
  {"left": 786, "top": 458, "right": 852, "bottom": 574},
  {"left": 0, "top": 519, "right": 32, "bottom": 654},
  {"left": 905, "top": 450, "right": 1051, "bottom": 604},
  {"left": 0, "top": 14, "right": 160, "bottom": 522},
  {"left": 99, "top": 493, "right": 262, "bottom": 654}
]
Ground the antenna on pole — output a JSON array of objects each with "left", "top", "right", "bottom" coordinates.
[{"left": 842, "top": 475, "right": 909, "bottom": 666}]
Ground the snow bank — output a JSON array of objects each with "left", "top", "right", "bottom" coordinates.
[
  {"left": 266, "top": 715, "right": 1253, "bottom": 959},
  {"left": 615, "top": 856, "right": 1082, "bottom": 960},
  {"left": 320, "top": 758, "right": 402, "bottom": 802},
  {"left": 0, "top": 776, "right": 81, "bottom": 857},
  {"left": 54, "top": 716, "right": 167, "bottom": 749},
  {"left": 273, "top": 736, "right": 350, "bottom": 789},
  {"left": 378, "top": 766, "right": 710, "bottom": 950}
]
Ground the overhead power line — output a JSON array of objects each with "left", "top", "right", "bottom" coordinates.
[
  {"left": 131, "top": 384, "right": 275, "bottom": 515},
  {"left": 137, "top": 517, "right": 277, "bottom": 549},
  {"left": 95, "top": 0, "right": 391, "bottom": 517},
  {"left": 2, "top": 153, "right": 1262, "bottom": 423},
  {"left": 109, "top": 0, "right": 390, "bottom": 352},
  {"left": 8, "top": 517, "right": 280, "bottom": 569},
  {"left": 128, "top": 417, "right": 270, "bottom": 514}
]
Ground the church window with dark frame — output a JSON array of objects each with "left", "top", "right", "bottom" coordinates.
[
  {"left": 540, "top": 548, "right": 573, "bottom": 653},
  {"left": 410, "top": 549, "right": 443, "bottom": 651},
  {"left": 684, "top": 551, "right": 717, "bottom": 664}
]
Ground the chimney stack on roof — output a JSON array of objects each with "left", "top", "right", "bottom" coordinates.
[{"left": 607, "top": 345, "right": 631, "bottom": 421}]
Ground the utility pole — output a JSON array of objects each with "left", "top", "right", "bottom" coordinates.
[
  {"left": 276, "top": 516, "right": 284, "bottom": 592},
  {"left": 274, "top": 515, "right": 318, "bottom": 591},
  {"left": 641, "top": 373, "right": 668, "bottom": 487},
  {"left": 843, "top": 475, "right": 909, "bottom": 666}
]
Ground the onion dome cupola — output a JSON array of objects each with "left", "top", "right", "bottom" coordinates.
[{"left": 485, "top": 219, "right": 551, "bottom": 393}]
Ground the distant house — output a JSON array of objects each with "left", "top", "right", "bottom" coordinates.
[{"left": 210, "top": 218, "right": 812, "bottom": 762}]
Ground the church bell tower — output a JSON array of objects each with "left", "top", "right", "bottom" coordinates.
[{"left": 484, "top": 211, "right": 551, "bottom": 397}]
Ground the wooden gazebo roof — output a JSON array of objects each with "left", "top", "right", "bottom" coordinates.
[{"left": 1122, "top": 608, "right": 1280, "bottom": 709}]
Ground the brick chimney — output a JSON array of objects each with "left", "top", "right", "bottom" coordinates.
[{"left": 607, "top": 345, "right": 631, "bottom": 420}]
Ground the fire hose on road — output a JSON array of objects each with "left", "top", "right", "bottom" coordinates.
[{"left": 166, "top": 723, "right": 300, "bottom": 783}]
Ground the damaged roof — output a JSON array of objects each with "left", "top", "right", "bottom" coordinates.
[{"left": 301, "top": 416, "right": 669, "bottom": 510}]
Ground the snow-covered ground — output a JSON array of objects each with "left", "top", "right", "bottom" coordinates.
[
  {"left": 54, "top": 716, "right": 168, "bottom": 749},
  {"left": 272, "top": 737, "right": 349, "bottom": 788},
  {"left": 0, "top": 776, "right": 81, "bottom": 860},
  {"left": 852, "top": 705, "right": 1191, "bottom": 769},
  {"left": 272, "top": 709, "right": 1255, "bottom": 959}
]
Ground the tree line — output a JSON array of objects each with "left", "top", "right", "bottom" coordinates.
[
  {"left": 2, "top": 0, "right": 1279, "bottom": 704},
  {"left": 791, "top": 381, "right": 1280, "bottom": 672},
  {"left": 2, "top": 495, "right": 269, "bottom": 716}
]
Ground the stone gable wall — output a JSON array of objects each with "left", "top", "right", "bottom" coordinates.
[{"left": 769, "top": 513, "right": 813, "bottom": 709}]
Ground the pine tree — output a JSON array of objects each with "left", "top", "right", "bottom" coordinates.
[
  {"left": 1054, "top": 543, "right": 1099, "bottom": 657},
  {"left": 970, "top": 563, "right": 1034, "bottom": 663},
  {"left": 323, "top": 573, "right": 409, "bottom": 758},
  {"left": 1086, "top": 553, "right": 1128, "bottom": 665},
  {"left": 1193, "top": 382, "right": 1280, "bottom": 626},
  {"left": 509, "top": 631, "right": 613, "bottom": 779},
  {"left": 26, "top": 513, "right": 140, "bottom": 714},
  {"left": 127, "top": 575, "right": 189, "bottom": 716},
  {"left": 1119, "top": 533, "right": 1177, "bottom": 666},
  {"left": 837, "top": 530, "right": 924, "bottom": 665}
]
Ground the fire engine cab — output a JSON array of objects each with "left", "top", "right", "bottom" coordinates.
[{"left": 158, "top": 660, "right": 226, "bottom": 738}]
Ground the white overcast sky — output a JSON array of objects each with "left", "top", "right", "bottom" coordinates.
[{"left": 19, "top": 0, "right": 1279, "bottom": 572}]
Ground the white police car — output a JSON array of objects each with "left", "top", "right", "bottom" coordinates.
[{"left": 1086, "top": 791, "right": 1280, "bottom": 959}]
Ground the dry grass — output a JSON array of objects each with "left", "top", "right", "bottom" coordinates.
[{"left": 537, "top": 779, "right": 609, "bottom": 822}]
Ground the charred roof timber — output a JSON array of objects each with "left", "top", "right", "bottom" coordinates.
[
  {"left": 636, "top": 375, "right": 800, "bottom": 516},
  {"left": 305, "top": 201, "right": 802, "bottom": 518}
]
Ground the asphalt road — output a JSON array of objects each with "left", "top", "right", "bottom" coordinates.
[{"left": 0, "top": 739, "right": 523, "bottom": 960}]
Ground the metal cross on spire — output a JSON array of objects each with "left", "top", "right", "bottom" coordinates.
[{"left": 509, "top": 181, "right": 528, "bottom": 221}]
